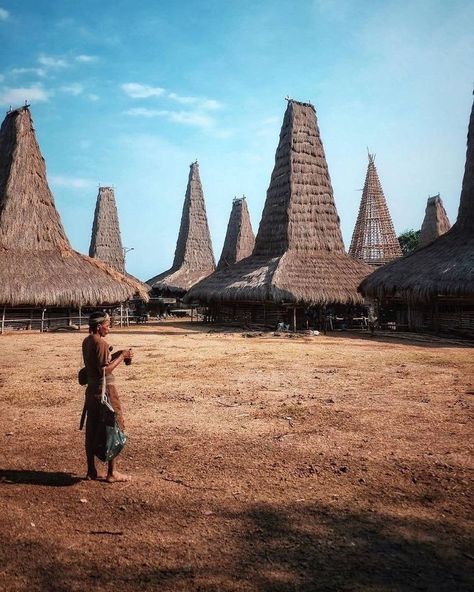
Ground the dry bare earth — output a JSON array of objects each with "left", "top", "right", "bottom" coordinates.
[{"left": 0, "top": 321, "right": 473, "bottom": 592}]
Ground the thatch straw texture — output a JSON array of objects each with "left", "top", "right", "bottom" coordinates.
[
  {"left": 0, "top": 107, "right": 148, "bottom": 306},
  {"left": 360, "top": 98, "right": 474, "bottom": 302},
  {"left": 187, "top": 100, "right": 371, "bottom": 306},
  {"left": 89, "top": 186, "right": 125, "bottom": 273},
  {"left": 148, "top": 161, "right": 215, "bottom": 296},
  {"left": 217, "top": 197, "right": 255, "bottom": 270},
  {"left": 349, "top": 154, "right": 402, "bottom": 265},
  {"left": 418, "top": 194, "right": 451, "bottom": 248}
]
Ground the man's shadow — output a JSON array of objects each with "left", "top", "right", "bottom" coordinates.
[{"left": 0, "top": 470, "right": 81, "bottom": 486}]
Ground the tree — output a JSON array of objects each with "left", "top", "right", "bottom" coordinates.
[{"left": 398, "top": 229, "right": 420, "bottom": 255}]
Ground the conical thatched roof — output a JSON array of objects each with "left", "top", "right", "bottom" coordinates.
[
  {"left": 89, "top": 186, "right": 125, "bottom": 273},
  {"left": 147, "top": 161, "right": 215, "bottom": 296},
  {"left": 217, "top": 196, "right": 255, "bottom": 270},
  {"left": 418, "top": 194, "right": 451, "bottom": 248},
  {"left": 349, "top": 154, "right": 402, "bottom": 266},
  {"left": 187, "top": 100, "right": 371, "bottom": 305},
  {"left": 360, "top": 98, "right": 474, "bottom": 302},
  {"left": 0, "top": 106, "right": 148, "bottom": 307}
]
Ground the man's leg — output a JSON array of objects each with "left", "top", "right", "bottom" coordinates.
[{"left": 106, "top": 458, "right": 131, "bottom": 483}]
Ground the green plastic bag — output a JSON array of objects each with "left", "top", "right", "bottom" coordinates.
[{"left": 105, "top": 424, "right": 128, "bottom": 461}]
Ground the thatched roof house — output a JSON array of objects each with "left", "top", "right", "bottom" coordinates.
[
  {"left": 0, "top": 106, "right": 148, "bottom": 307},
  {"left": 217, "top": 196, "right": 255, "bottom": 270},
  {"left": 147, "top": 161, "right": 215, "bottom": 297},
  {"left": 89, "top": 186, "right": 125, "bottom": 273},
  {"left": 360, "top": 97, "right": 474, "bottom": 305},
  {"left": 349, "top": 153, "right": 402, "bottom": 266},
  {"left": 418, "top": 194, "right": 451, "bottom": 248},
  {"left": 187, "top": 100, "right": 371, "bottom": 310}
]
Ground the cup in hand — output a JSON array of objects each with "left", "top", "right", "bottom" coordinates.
[{"left": 124, "top": 348, "right": 133, "bottom": 366}]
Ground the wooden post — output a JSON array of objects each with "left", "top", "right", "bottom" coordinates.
[
  {"left": 120, "top": 304, "right": 123, "bottom": 327},
  {"left": 126, "top": 306, "right": 129, "bottom": 327},
  {"left": 78, "top": 306, "right": 82, "bottom": 330},
  {"left": 28, "top": 309, "right": 33, "bottom": 330},
  {"left": 293, "top": 307, "right": 297, "bottom": 333},
  {"left": 40, "top": 309, "right": 46, "bottom": 333},
  {"left": 1, "top": 306, "right": 5, "bottom": 335},
  {"left": 191, "top": 307, "right": 194, "bottom": 322}
]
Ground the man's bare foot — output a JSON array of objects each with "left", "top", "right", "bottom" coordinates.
[
  {"left": 106, "top": 471, "right": 131, "bottom": 483},
  {"left": 86, "top": 470, "right": 98, "bottom": 480}
]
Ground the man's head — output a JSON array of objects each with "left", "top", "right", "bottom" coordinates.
[{"left": 88, "top": 312, "right": 111, "bottom": 336}]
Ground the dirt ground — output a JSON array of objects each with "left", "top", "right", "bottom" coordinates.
[{"left": 0, "top": 321, "right": 473, "bottom": 591}]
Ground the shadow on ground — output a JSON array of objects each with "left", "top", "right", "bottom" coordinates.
[
  {"left": 1, "top": 498, "right": 472, "bottom": 591},
  {"left": 0, "top": 470, "right": 81, "bottom": 487}
]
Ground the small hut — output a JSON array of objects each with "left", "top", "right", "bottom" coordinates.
[
  {"left": 186, "top": 99, "right": 372, "bottom": 329},
  {"left": 217, "top": 196, "right": 255, "bottom": 270},
  {"left": 147, "top": 161, "right": 215, "bottom": 299},
  {"left": 418, "top": 194, "right": 451, "bottom": 248},
  {"left": 359, "top": 98, "right": 474, "bottom": 337},
  {"left": 0, "top": 106, "right": 148, "bottom": 331},
  {"left": 89, "top": 186, "right": 125, "bottom": 273},
  {"left": 349, "top": 153, "right": 402, "bottom": 266}
]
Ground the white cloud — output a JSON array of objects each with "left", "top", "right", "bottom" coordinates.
[
  {"left": 88, "top": 93, "right": 99, "bottom": 101},
  {"left": 38, "top": 55, "right": 68, "bottom": 68},
  {"left": 167, "top": 92, "right": 222, "bottom": 111},
  {"left": 59, "top": 83, "right": 84, "bottom": 96},
  {"left": 125, "top": 107, "right": 165, "bottom": 117},
  {"left": 0, "top": 85, "right": 49, "bottom": 106},
  {"left": 11, "top": 67, "right": 47, "bottom": 77},
  {"left": 0, "top": 74, "right": 4, "bottom": 82},
  {"left": 121, "top": 82, "right": 165, "bottom": 98},
  {"left": 75, "top": 54, "right": 98, "bottom": 63},
  {"left": 0, "top": 7, "right": 9, "bottom": 21},
  {"left": 125, "top": 107, "right": 214, "bottom": 128},
  {"left": 49, "top": 175, "right": 95, "bottom": 189}
]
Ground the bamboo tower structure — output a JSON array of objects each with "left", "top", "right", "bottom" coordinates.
[
  {"left": 360, "top": 97, "right": 474, "bottom": 335},
  {"left": 147, "top": 161, "right": 215, "bottom": 297},
  {"left": 217, "top": 196, "right": 255, "bottom": 270},
  {"left": 418, "top": 194, "right": 451, "bottom": 248},
  {"left": 349, "top": 153, "right": 402, "bottom": 266},
  {"left": 0, "top": 106, "right": 148, "bottom": 308},
  {"left": 187, "top": 99, "right": 371, "bottom": 321},
  {"left": 89, "top": 186, "right": 125, "bottom": 273}
]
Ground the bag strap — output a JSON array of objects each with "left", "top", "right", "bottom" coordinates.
[
  {"left": 101, "top": 367, "right": 107, "bottom": 404},
  {"left": 101, "top": 367, "right": 115, "bottom": 412}
]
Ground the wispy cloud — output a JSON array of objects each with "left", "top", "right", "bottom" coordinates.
[
  {"left": 88, "top": 93, "right": 99, "bottom": 101},
  {"left": 75, "top": 54, "right": 98, "bottom": 63},
  {"left": 59, "top": 83, "right": 83, "bottom": 96},
  {"left": 11, "top": 67, "right": 47, "bottom": 78},
  {"left": 121, "top": 82, "right": 165, "bottom": 98},
  {"left": 121, "top": 82, "right": 222, "bottom": 111},
  {"left": 125, "top": 107, "right": 214, "bottom": 129},
  {"left": 0, "top": 7, "right": 9, "bottom": 21},
  {"left": 0, "top": 85, "right": 49, "bottom": 106},
  {"left": 38, "top": 55, "right": 68, "bottom": 69},
  {"left": 167, "top": 92, "right": 221, "bottom": 111},
  {"left": 49, "top": 175, "right": 95, "bottom": 190}
]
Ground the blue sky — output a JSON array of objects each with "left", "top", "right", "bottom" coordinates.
[{"left": 1, "top": 0, "right": 473, "bottom": 280}]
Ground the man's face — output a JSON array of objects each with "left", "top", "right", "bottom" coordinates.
[{"left": 98, "top": 320, "right": 110, "bottom": 337}]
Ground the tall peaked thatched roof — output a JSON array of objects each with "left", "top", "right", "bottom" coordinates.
[
  {"left": 418, "top": 194, "right": 451, "bottom": 248},
  {"left": 360, "top": 97, "right": 474, "bottom": 301},
  {"left": 89, "top": 186, "right": 125, "bottom": 273},
  {"left": 349, "top": 154, "right": 402, "bottom": 266},
  {"left": 217, "top": 196, "right": 255, "bottom": 270},
  {"left": 187, "top": 100, "right": 371, "bottom": 306},
  {"left": 0, "top": 106, "right": 148, "bottom": 307},
  {"left": 147, "top": 161, "right": 215, "bottom": 296}
]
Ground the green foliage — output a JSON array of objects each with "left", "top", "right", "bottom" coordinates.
[{"left": 398, "top": 229, "right": 421, "bottom": 255}]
